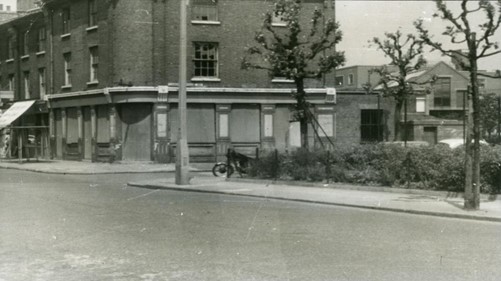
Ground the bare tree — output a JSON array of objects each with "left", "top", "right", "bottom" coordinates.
[
  {"left": 415, "top": 0, "right": 501, "bottom": 209},
  {"left": 370, "top": 31, "right": 427, "bottom": 142},
  {"left": 242, "top": 0, "right": 345, "bottom": 148}
]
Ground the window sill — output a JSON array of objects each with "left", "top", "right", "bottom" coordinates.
[
  {"left": 21, "top": 55, "right": 30, "bottom": 60},
  {"left": 5, "top": 58, "right": 14, "bottom": 63},
  {"left": 87, "top": 81, "right": 99, "bottom": 86},
  {"left": 272, "top": 78, "right": 294, "bottom": 83},
  {"left": 61, "top": 85, "right": 72, "bottom": 90},
  {"left": 36, "top": 51, "right": 46, "bottom": 57},
  {"left": 191, "top": 20, "right": 221, "bottom": 25},
  {"left": 191, "top": 77, "right": 221, "bottom": 82},
  {"left": 86, "top": 25, "right": 98, "bottom": 32},
  {"left": 61, "top": 33, "right": 71, "bottom": 39}
]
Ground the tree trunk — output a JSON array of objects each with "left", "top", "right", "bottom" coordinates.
[
  {"left": 300, "top": 118, "right": 309, "bottom": 149},
  {"left": 464, "top": 91, "right": 475, "bottom": 209},
  {"left": 295, "top": 78, "right": 309, "bottom": 149},
  {"left": 394, "top": 100, "right": 403, "bottom": 141},
  {"left": 465, "top": 34, "right": 480, "bottom": 210}
]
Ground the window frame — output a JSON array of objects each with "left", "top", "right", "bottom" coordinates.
[
  {"left": 191, "top": 0, "right": 219, "bottom": 23},
  {"left": 23, "top": 71, "right": 30, "bottom": 99},
  {"left": 62, "top": 7, "right": 71, "bottom": 35},
  {"left": 433, "top": 76, "right": 451, "bottom": 107},
  {"left": 88, "top": 0, "right": 97, "bottom": 27},
  {"left": 192, "top": 42, "right": 219, "bottom": 79},
  {"left": 22, "top": 31, "right": 30, "bottom": 56},
  {"left": 271, "top": 11, "right": 287, "bottom": 27},
  {"left": 8, "top": 74, "right": 15, "bottom": 91},
  {"left": 63, "top": 52, "right": 72, "bottom": 87},
  {"left": 361, "top": 109, "right": 384, "bottom": 142},
  {"left": 335, "top": 75, "right": 344, "bottom": 86},
  {"left": 89, "top": 46, "right": 99, "bottom": 83},
  {"left": 38, "top": 68, "right": 46, "bottom": 98},
  {"left": 7, "top": 36, "right": 15, "bottom": 59},
  {"left": 37, "top": 26, "right": 46, "bottom": 53},
  {"left": 416, "top": 97, "right": 426, "bottom": 113},
  {"left": 348, "top": 74, "right": 354, "bottom": 86}
]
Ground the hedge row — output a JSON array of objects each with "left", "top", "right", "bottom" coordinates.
[{"left": 248, "top": 144, "right": 501, "bottom": 194}]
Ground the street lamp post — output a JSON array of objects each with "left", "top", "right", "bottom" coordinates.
[{"left": 175, "top": 0, "right": 190, "bottom": 185}]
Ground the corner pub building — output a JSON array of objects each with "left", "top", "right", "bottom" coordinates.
[{"left": 0, "top": 0, "right": 394, "bottom": 163}]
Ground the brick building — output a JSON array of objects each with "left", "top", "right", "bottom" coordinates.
[{"left": 0, "top": 0, "right": 392, "bottom": 163}]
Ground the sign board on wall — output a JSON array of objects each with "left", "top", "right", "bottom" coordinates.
[{"left": 157, "top": 112, "right": 167, "bottom": 138}]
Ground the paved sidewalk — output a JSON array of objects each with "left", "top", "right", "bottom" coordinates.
[
  {"left": 2, "top": 159, "right": 499, "bottom": 222},
  {"left": 0, "top": 159, "right": 213, "bottom": 174},
  {"left": 128, "top": 176, "right": 501, "bottom": 223}
]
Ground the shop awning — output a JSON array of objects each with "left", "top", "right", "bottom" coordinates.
[{"left": 0, "top": 100, "right": 37, "bottom": 130}]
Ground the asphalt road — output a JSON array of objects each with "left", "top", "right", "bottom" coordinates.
[{"left": 0, "top": 169, "right": 500, "bottom": 281}]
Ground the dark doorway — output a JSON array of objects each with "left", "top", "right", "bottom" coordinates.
[{"left": 424, "top": 127, "right": 438, "bottom": 145}]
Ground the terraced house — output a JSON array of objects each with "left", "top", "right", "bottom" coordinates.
[{"left": 0, "top": 0, "right": 394, "bottom": 163}]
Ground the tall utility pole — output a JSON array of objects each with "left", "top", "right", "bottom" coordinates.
[{"left": 175, "top": 0, "right": 190, "bottom": 185}]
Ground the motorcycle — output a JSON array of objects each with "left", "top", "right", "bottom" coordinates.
[{"left": 212, "top": 150, "right": 252, "bottom": 177}]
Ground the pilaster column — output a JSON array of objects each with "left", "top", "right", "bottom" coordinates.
[
  {"left": 61, "top": 108, "right": 67, "bottom": 159},
  {"left": 90, "top": 106, "right": 97, "bottom": 162},
  {"left": 77, "top": 107, "right": 83, "bottom": 160},
  {"left": 49, "top": 109, "right": 55, "bottom": 159}
]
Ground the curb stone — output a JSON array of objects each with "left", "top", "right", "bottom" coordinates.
[
  {"left": 225, "top": 177, "right": 500, "bottom": 201},
  {"left": 127, "top": 182, "right": 501, "bottom": 223}
]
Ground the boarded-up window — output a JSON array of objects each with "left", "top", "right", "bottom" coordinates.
[
  {"left": 317, "top": 114, "right": 334, "bottom": 137},
  {"left": 66, "top": 107, "right": 78, "bottom": 143},
  {"left": 96, "top": 105, "right": 110, "bottom": 143},
  {"left": 55, "top": 109, "right": 63, "bottom": 158},
  {"left": 264, "top": 114, "right": 273, "bottom": 137},
  {"left": 170, "top": 104, "right": 216, "bottom": 143},
  {"left": 416, "top": 97, "right": 426, "bottom": 113},
  {"left": 230, "top": 104, "right": 260, "bottom": 142}
]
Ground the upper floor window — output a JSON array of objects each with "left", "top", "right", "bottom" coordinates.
[
  {"left": 37, "top": 27, "right": 46, "bottom": 52},
  {"left": 193, "top": 42, "right": 218, "bottom": 78},
  {"left": 22, "top": 31, "right": 29, "bottom": 56},
  {"left": 7, "top": 36, "right": 15, "bottom": 59},
  {"left": 89, "top": 47, "right": 99, "bottom": 82},
  {"left": 335, "top": 76, "right": 344, "bottom": 86},
  {"left": 39, "top": 68, "right": 46, "bottom": 98},
  {"left": 63, "top": 52, "right": 72, "bottom": 86},
  {"left": 23, "top": 71, "right": 30, "bottom": 99},
  {"left": 416, "top": 97, "right": 426, "bottom": 113},
  {"left": 272, "top": 11, "right": 286, "bottom": 26},
  {"left": 88, "top": 0, "right": 97, "bottom": 27},
  {"left": 348, "top": 74, "right": 354, "bottom": 85},
  {"left": 433, "top": 77, "right": 451, "bottom": 107},
  {"left": 62, "top": 8, "right": 71, "bottom": 34},
  {"left": 192, "top": 0, "right": 218, "bottom": 22},
  {"left": 8, "top": 75, "right": 15, "bottom": 91}
]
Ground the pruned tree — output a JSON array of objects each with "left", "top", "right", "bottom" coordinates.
[
  {"left": 415, "top": 0, "right": 501, "bottom": 210},
  {"left": 370, "top": 31, "right": 428, "bottom": 142},
  {"left": 242, "top": 0, "right": 345, "bottom": 148}
]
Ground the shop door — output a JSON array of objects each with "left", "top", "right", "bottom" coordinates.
[
  {"left": 83, "top": 107, "right": 92, "bottom": 159},
  {"left": 120, "top": 104, "right": 152, "bottom": 161}
]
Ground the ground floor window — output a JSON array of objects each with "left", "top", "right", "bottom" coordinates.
[{"left": 361, "top": 109, "right": 383, "bottom": 142}]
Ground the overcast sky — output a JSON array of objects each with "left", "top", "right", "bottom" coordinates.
[{"left": 336, "top": 0, "right": 501, "bottom": 71}]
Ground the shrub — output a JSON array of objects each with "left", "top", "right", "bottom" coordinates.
[{"left": 247, "top": 144, "right": 500, "bottom": 194}]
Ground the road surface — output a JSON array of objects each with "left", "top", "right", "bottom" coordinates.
[{"left": 1, "top": 169, "right": 500, "bottom": 280}]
